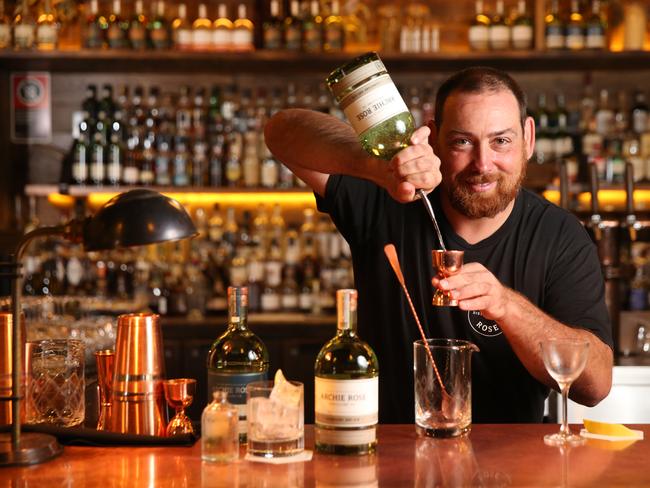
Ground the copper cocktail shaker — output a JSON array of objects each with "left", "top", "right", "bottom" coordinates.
[{"left": 110, "top": 313, "right": 167, "bottom": 436}]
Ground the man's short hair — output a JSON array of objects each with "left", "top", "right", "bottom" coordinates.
[{"left": 434, "top": 67, "right": 528, "bottom": 130}]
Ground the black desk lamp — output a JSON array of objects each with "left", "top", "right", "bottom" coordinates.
[{"left": 0, "top": 189, "right": 197, "bottom": 466}]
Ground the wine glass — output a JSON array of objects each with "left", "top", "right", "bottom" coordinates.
[
  {"left": 432, "top": 250, "right": 464, "bottom": 306},
  {"left": 540, "top": 339, "right": 590, "bottom": 446},
  {"left": 163, "top": 378, "right": 197, "bottom": 436}
]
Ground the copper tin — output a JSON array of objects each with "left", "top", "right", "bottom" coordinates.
[
  {"left": 110, "top": 313, "right": 167, "bottom": 436},
  {"left": 0, "top": 312, "right": 26, "bottom": 426}
]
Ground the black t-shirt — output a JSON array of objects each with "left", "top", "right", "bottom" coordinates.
[{"left": 316, "top": 175, "right": 613, "bottom": 424}]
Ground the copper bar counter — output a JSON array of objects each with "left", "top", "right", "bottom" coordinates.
[{"left": 2, "top": 424, "right": 649, "bottom": 487}]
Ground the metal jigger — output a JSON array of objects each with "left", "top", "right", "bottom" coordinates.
[
  {"left": 163, "top": 379, "right": 196, "bottom": 436},
  {"left": 432, "top": 250, "right": 465, "bottom": 306}
]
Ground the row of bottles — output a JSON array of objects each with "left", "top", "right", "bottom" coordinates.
[
  {"left": 66, "top": 82, "right": 312, "bottom": 189},
  {"left": 0, "top": 0, "right": 58, "bottom": 50},
  {"left": 83, "top": 0, "right": 254, "bottom": 51},
  {"left": 22, "top": 203, "right": 353, "bottom": 317},
  {"left": 529, "top": 84, "right": 650, "bottom": 184},
  {"left": 544, "top": 0, "right": 607, "bottom": 50},
  {"left": 204, "top": 286, "right": 378, "bottom": 457},
  {"left": 468, "top": 0, "right": 534, "bottom": 51}
]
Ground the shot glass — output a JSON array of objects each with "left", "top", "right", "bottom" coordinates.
[
  {"left": 246, "top": 380, "right": 304, "bottom": 458},
  {"left": 432, "top": 250, "right": 464, "bottom": 306},
  {"left": 27, "top": 339, "right": 85, "bottom": 427}
]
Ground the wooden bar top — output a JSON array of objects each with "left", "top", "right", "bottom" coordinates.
[{"left": 2, "top": 424, "right": 648, "bottom": 486}]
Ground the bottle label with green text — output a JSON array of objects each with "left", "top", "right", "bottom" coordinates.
[
  {"left": 339, "top": 75, "right": 409, "bottom": 136},
  {"left": 208, "top": 371, "right": 267, "bottom": 435}
]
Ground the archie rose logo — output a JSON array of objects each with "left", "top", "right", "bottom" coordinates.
[{"left": 468, "top": 310, "right": 502, "bottom": 337}]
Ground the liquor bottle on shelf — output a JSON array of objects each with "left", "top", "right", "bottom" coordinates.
[
  {"left": 284, "top": 0, "right": 302, "bottom": 51},
  {"left": 193, "top": 3, "right": 213, "bottom": 51},
  {"left": 13, "top": 0, "right": 36, "bottom": 50},
  {"left": 213, "top": 3, "right": 232, "bottom": 51},
  {"left": 302, "top": 0, "right": 323, "bottom": 53},
  {"left": 72, "top": 117, "right": 90, "bottom": 185},
  {"left": 511, "top": 0, "right": 533, "bottom": 50},
  {"left": 314, "top": 289, "right": 379, "bottom": 455},
  {"left": 323, "top": 0, "right": 344, "bottom": 52},
  {"left": 106, "top": 111, "right": 123, "bottom": 185},
  {"left": 0, "top": 0, "right": 11, "bottom": 49},
  {"left": 172, "top": 3, "right": 192, "bottom": 51},
  {"left": 99, "top": 84, "right": 116, "bottom": 119},
  {"left": 232, "top": 4, "right": 254, "bottom": 52},
  {"left": 83, "top": 0, "right": 107, "bottom": 49},
  {"left": 468, "top": 0, "right": 489, "bottom": 51},
  {"left": 565, "top": 0, "right": 585, "bottom": 51},
  {"left": 488, "top": 0, "right": 509, "bottom": 50},
  {"left": 206, "top": 286, "right": 269, "bottom": 442},
  {"left": 89, "top": 130, "right": 106, "bottom": 186},
  {"left": 632, "top": 91, "right": 649, "bottom": 136},
  {"left": 36, "top": 0, "right": 58, "bottom": 51},
  {"left": 263, "top": 0, "right": 283, "bottom": 50},
  {"left": 155, "top": 135, "right": 172, "bottom": 185},
  {"left": 107, "top": 0, "right": 128, "bottom": 49},
  {"left": 149, "top": 1, "right": 170, "bottom": 50},
  {"left": 173, "top": 136, "right": 191, "bottom": 186},
  {"left": 544, "top": 0, "right": 564, "bottom": 50},
  {"left": 128, "top": 0, "right": 147, "bottom": 50},
  {"left": 585, "top": 0, "right": 606, "bottom": 50}
]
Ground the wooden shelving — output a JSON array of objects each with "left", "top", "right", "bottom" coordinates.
[{"left": 2, "top": 49, "right": 650, "bottom": 74}]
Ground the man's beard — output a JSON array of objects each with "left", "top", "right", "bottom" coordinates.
[{"left": 445, "top": 156, "right": 527, "bottom": 219}]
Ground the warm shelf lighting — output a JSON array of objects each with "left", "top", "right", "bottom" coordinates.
[{"left": 543, "top": 190, "right": 650, "bottom": 212}]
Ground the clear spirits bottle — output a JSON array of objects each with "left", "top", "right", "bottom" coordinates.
[
  {"left": 128, "top": 0, "right": 147, "bottom": 50},
  {"left": 544, "top": 0, "right": 564, "bottom": 50},
  {"left": 83, "top": 0, "right": 107, "bottom": 49},
  {"left": 468, "top": 0, "right": 489, "bottom": 51},
  {"left": 0, "top": 0, "right": 11, "bottom": 49},
  {"left": 323, "top": 0, "right": 344, "bottom": 52},
  {"left": 488, "top": 0, "right": 509, "bottom": 50},
  {"left": 13, "top": 0, "right": 36, "bottom": 50},
  {"left": 193, "top": 3, "right": 213, "bottom": 51},
  {"left": 263, "top": 0, "right": 283, "bottom": 49},
  {"left": 202, "top": 390, "right": 239, "bottom": 462},
  {"left": 206, "top": 286, "right": 269, "bottom": 442},
  {"left": 172, "top": 3, "right": 192, "bottom": 50},
  {"left": 565, "top": 0, "right": 585, "bottom": 51},
  {"left": 213, "top": 3, "right": 232, "bottom": 51},
  {"left": 511, "top": 0, "right": 533, "bottom": 50},
  {"left": 314, "top": 289, "right": 379, "bottom": 455},
  {"left": 36, "top": 0, "right": 58, "bottom": 50},
  {"left": 232, "top": 4, "right": 253, "bottom": 52},
  {"left": 326, "top": 52, "right": 414, "bottom": 160},
  {"left": 585, "top": 0, "right": 606, "bottom": 50}
]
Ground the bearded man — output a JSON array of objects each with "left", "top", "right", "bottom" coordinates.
[{"left": 264, "top": 67, "right": 613, "bottom": 423}]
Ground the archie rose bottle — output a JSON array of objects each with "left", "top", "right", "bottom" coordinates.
[
  {"left": 326, "top": 52, "right": 414, "bottom": 160},
  {"left": 207, "top": 286, "right": 269, "bottom": 442},
  {"left": 201, "top": 389, "right": 239, "bottom": 462},
  {"left": 314, "top": 289, "right": 379, "bottom": 455}
]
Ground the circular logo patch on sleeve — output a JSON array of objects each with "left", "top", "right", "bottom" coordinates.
[{"left": 468, "top": 310, "right": 502, "bottom": 337}]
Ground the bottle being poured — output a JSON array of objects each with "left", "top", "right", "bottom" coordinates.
[{"left": 325, "top": 52, "right": 446, "bottom": 250}]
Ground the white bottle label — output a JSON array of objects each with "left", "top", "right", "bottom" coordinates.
[
  {"left": 585, "top": 33, "right": 605, "bottom": 49},
  {"left": 193, "top": 30, "right": 212, "bottom": 48},
  {"left": 315, "top": 377, "right": 378, "bottom": 427},
  {"left": 176, "top": 29, "right": 192, "bottom": 48},
  {"left": 14, "top": 24, "right": 35, "bottom": 48},
  {"left": 0, "top": 25, "right": 10, "bottom": 46},
  {"left": 281, "top": 293, "right": 298, "bottom": 309},
  {"left": 565, "top": 33, "right": 585, "bottom": 50},
  {"left": 511, "top": 25, "right": 532, "bottom": 49},
  {"left": 122, "top": 166, "right": 139, "bottom": 184},
  {"left": 72, "top": 161, "right": 87, "bottom": 182},
  {"left": 66, "top": 257, "right": 84, "bottom": 286},
  {"left": 37, "top": 24, "right": 57, "bottom": 45},
  {"left": 489, "top": 25, "right": 510, "bottom": 49},
  {"left": 340, "top": 75, "right": 409, "bottom": 136},
  {"left": 212, "top": 29, "right": 231, "bottom": 48},
  {"left": 468, "top": 25, "right": 489, "bottom": 50},
  {"left": 231, "top": 29, "right": 252, "bottom": 48}
]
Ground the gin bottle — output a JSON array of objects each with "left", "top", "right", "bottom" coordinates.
[
  {"left": 326, "top": 52, "right": 414, "bottom": 160},
  {"left": 201, "top": 390, "right": 239, "bottom": 462},
  {"left": 314, "top": 289, "right": 379, "bottom": 455},
  {"left": 207, "top": 286, "right": 269, "bottom": 442}
]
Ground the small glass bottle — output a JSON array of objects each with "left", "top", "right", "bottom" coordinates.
[
  {"left": 201, "top": 390, "right": 239, "bottom": 463},
  {"left": 511, "top": 0, "right": 533, "bottom": 50},
  {"left": 213, "top": 3, "right": 233, "bottom": 51},
  {"left": 83, "top": 0, "right": 108, "bottom": 49},
  {"left": 13, "top": 0, "right": 36, "bottom": 50},
  {"left": 326, "top": 51, "right": 414, "bottom": 160},
  {"left": 193, "top": 3, "right": 213, "bottom": 51},
  {"left": 36, "top": 0, "right": 58, "bottom": 50},
  {"left": 263, "top": 0, "right": 283, "bottom": 49},
  {"left": 172, "top": 3, "right": 192, "bottom": 50},
  {"left": 232, "top": 4, "right": 253, "bottom": 52},
  {"left": 468, "top": 0, "right": 489, "bottom": 51},
  {"left": 0, "top": 0, "right": 11, "bottom": 49},
  {"left": 128, "top": 0, "right": 147, "bottom": 50}
]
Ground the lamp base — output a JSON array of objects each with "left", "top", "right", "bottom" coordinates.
[{"left": 0, "top": 432, "right": 63, "bottom": 466}]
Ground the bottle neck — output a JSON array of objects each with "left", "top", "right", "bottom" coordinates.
[{"left": 228, "top": 293, "right": 248, "bottom": 329}]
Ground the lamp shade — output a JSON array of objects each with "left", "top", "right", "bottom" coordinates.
[{"left": 83, "top": 189, "right": 198, "bottom": 251}]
